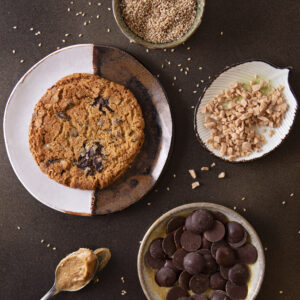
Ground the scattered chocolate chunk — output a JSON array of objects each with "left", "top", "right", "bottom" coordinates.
[
  {"left": 227, "top": 222, "right": 245, "bottom": 243},
  {"left": 228, "top": 264, "right": 249, "bottom": 286},
  {"left": 204, "top": 220, "right": 225, "bottom": 242},
  {"left": 174, "top": 227, "right": 184, "bottom": 249},
  {"left": 173, "top": 249, "right": 188, "bottom": 270},
  {"left": 210, "top": 272, "right": 227, "bottom": 290},
  {"left": 236, "top": 244, "right": 258, "bottom": 264},
  {"left": 226, "top": 281, "right": 248, "bottom": 299},
  {"left": 92, "top": 96, "right": 114, "bottom": 114},
  {"left": 155, "top": 267, "right": 177, "bottom": 287},
  {"left": 183, "top": 252, "right": 205, "bottom": 275},
  {"left": 150, "top": 238, "right": 165, "bottom": 259},
  {"left": 46, "top": 158, "right": 60, "bottom": 166},
  {"left": 166, "top": 287, "right": 188, "bottom": 300},
  {"left": 190, "top": 209, "right": 214, "bottom": 233},
  {"left": 216, "top": 247, "right": 236, "bottom": 267},
  {"left": 178, "top": 271, "right": 191, "bottom": 290},
  {"left": 163, "top": 233, "right": 177, "bottom": 257},
  {"left": 56, "top": 112, "right": 68, "bottom": 119},
  {"left": 167, "top": 216, "right": 186, "bottom": 234},
  {"left": 189, "top": 274, "right": 209, "bottom": 294},
  {"left": 180, "top": 231, "right": 202, "bottom": 252},
  {"left": 144, "top": 250, "right": 165, "bottom": 269},
  {"left": 210, "top": 290, "right": 229, "bottom": 300}
]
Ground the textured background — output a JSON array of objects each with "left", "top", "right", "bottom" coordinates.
[{"left": 0, "top": 1, "right": 299, "bottom": 299}]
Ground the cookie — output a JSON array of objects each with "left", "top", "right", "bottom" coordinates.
[{"left": 29, "top": 73, "right": 145, "bottom": 190}]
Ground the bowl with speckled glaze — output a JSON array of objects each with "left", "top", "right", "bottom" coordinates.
[
  {"left": 138, "top": 202, "right": 265, "bottom": 300},
  {"left": 112, "top": 0, "right": 206, "bottom": 49}
]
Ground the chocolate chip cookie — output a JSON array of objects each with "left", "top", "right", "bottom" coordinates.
[{"left": 29, "top": 73, "right": 145, "bottom": 190}]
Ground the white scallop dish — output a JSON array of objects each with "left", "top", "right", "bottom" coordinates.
[{"left": 194, "top": 60, "right": 298, "bottom": 162}]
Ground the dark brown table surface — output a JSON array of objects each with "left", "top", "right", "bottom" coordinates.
[{"left": 1, "top": 1, "right": 299, "bottom": 299}]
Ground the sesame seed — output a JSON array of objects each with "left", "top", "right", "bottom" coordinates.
[
  {"left": 290, "top": 193, "right": 294, "bottom": 197},
  {"left": 187, "top": 57, "right": 191, "bottom": 61},
  {"left": 166, "top": 187, "right": 170, "bottom": 191},
  {"left": 282, "top": 201, "right": 286, "bottom": 205},
  {"left": 30, "top": 27, "right": 34, "bottom": 31},
  {"left": 108, "top": 7, "right": 111, "bottom": 11},
  {"left": 12, "top": 49, "right": 16, "bottom": 54},
  {"left": 96, "top": 15, "right": 100, "bottom": 19},
  {"left": 107, "top": 28, "right": 111, "bottom": 32},
  {"left": 170, "top": 48, "right": 175, "bottom": 52},
  {"left": 241, "top": 197, "right": 246, "bottom": 201},
  {"left": 186, "top": 46, "right": 191, "bottom": 50},
  {"left": 147, "top": 202, "right": 151, "bottom": 206},
  {"left": 218, "top": 172, "right": 226, "bottom": 179},
  {"left": 154, "top": 189, "right": 158, "bottom": 192},
  {"left": 188, "top": 169, "right": 197, "bottom": 179},
  {"left": 41, "top": 239, "right": 44, "bottom": 243},
  {"left": 178, "top": 88, "right": 182, "bottom": 92},
  {"left": 62, "top": 39, "right": 66, "bottom": 43},
  {"left": 38, "top": 43, "right": 42, "bottom": 47},
  {"left": 65, "top": 33, "right": 70, "bottom": 37},
  {"left": 82, "top": 13, "right": 86, "bottom": 17},
  {"left": 193, "top": 90, "right": 197, "bottom": 94},
  {"left": 83, "top": 21, "right": 87, "bottom": 26},
  {"left": 180, "top": 68, "right": 183, "bottom": 72},
  {"left": 178, "top": 64, "right": 182, "bottom": 67},
  {"left": 233, "top": 206, "right": 237, "bottom": 210},
  {"left": 70, "top": 1, "right": 74, "bottom": 4},
  {"left": 97, "top": 3, "right": 102, "bottom": 6},
  {"left": 199, "top": 66, "right": 203, "bottom": 70},
  {"left": 156, "top": 74, "right": 160, "bottom": 78},
  {"left": 184, "top": 71, "right": 188, "bottom": 75},
  {"left": 201, "top": 80, "right": 204, "bottom": 83},
  {"left": 196, "top": 83, "right": 200, "bottom": 88},
  {"left": 174, "top": 76, "right": 177, "bottom": 80},
  {"left": 264, "top": 247, "right": 268, "bottom": 251},
  {"left": 186, "top": 67, "right": 190, "bottom": 71},
  {"left": 173, "top": 174, "right": 176, "bottom": 178},
  {"left": 201, "top": 167, "right": 209, "bottom": 171},
  {"left": 13, "top": 26, "right": 17, "bottom": 30},
  {"left": 243, "top": 208, "right": 246, "bottom": 212},
  {"left": 163, "top": 48, "right": 167, "bottom": 52},
  {"left": 210, "top": 162, "right": 216, "bottom": 167},
  {"left": 78, "top": 33, "right": 83, "bottom": 37},
  {"left": 67, "top": 7, "right": 71, "bottom": 12},
  {"left": 121, "top": 276, "right": 125, "bottom": 283},
  {"left": 53, "top": 247, "right": 56, "bottom": 251},
  {"left": 171, "top": 82, "right": 175, "bottom": 86},
  {"left": 279, "top": 291, "right": 283, "bottom": 294},
  {"left": 145, "top": 48, "right": 149, "bottom": 53},
  {"left": 121, "top": 290, "right": 127, "bottom": 296},
  {"left": 191, "top": 106, "right": 195, "bottom": 109},
  {"left": 220, "top": 31, "right": 224, "bottom": 35},
  {"left": 47, "top": 244, "right": 50, "bottom": 248},
  {"left": 88, "top": 2, "right": 91, "bottom": 5},
  {"left": 35, "top": 31, "right": 41, "bottom": 36},
  {"left": 161, "top": 64, "right": 164, "bottom": 69},
  {"left": 191, "top": 181, "right": 200, "bottom": 189},
  {"left": 20, "top": 59, "right": 24, "bottom": 63},
  {"left": 17, "top": 226, "right": 21, "bottom": 230},
  {"left": 57, "top": 46, "right": 60, "bottom": 49}
]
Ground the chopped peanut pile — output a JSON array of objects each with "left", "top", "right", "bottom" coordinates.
[{"left": 201, "top": 77, "right": 288, "bottom": 160}]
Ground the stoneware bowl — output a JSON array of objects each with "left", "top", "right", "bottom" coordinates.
[
  {"left": 3, "top": 44, "right": 173, "bottom": 216},
  {"left": 137, "top": 202, "right": 265, "bottom": 300},
  {"left": 112, "top": 0, "right": 205, "bottom": 49},
  {"left": 194, "top": 60, "right": 298, "bottom": 162}
]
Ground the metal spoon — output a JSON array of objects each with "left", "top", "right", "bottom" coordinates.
[{"left": 41, "top": 248, "right": 111, "bottom": 299}]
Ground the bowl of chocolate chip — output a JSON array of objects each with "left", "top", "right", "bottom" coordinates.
[{"left": 138, "top": 203, "right": 265, "bottom": 300}]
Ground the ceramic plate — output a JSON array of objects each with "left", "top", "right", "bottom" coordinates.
[
  {"left": 3, "top": 44, "right": 173, "bottom": 216},
  {"left": 138, "top": 202, "right": 265, "bottom": 300},
  {"left": 194, "top": 60, "right": 298, "bottom": 162}
]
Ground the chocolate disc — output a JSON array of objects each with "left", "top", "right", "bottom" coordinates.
[
  {"left": 212, "top": 211, "right": 228, "bottom": 224},
  {"left": 166, "top": 287, "right": 188, "bottom": 300},
  {"left": 155, "top": 267, "right": 177, "bottom": 287},
  {"left": 211, "top": 240, "right": 228, "bottom": 259},
  {"left": 174, "top": 227, "right": 184, "bottom": 249},
  {"left": 202, "top": 253, "right": 218, "bottom": 274},
  {"left": 144, "top": 250, "right": 165, "bottom": 269},
  {"left": 163, "top": 233, "right": 177, "bottom": 257},
  {"left": 164, "top": 259, "right": 179, "bottom": 272},
  {"left": 229, "top": 231, "right": 248, "bottom": 248},
  {"left": 189, "top": 274, "right": 209, "bottom": 294},
  {"left": 197, "top": 249, "right": 211, "bottom": 256},
  {"left": 204, "top": 220, "right": 225, "bottom": 242},
  {"left": 173, "top": 249, "right": 188, "bottom": 270},
  {"left": 220, "top": 266, "right": 230, "bottom": 280},
  {"left": 178, "top": 270, "right": 192, "bottom": 290},
  {"left": 210, "top": 290, "right": 229, "bottom": 300},
  {"left": 191, "top": 209, "right": 214, "bottom": 233},
  {"left": 185, "top": 213, "right": 195, "bottom": 231},
  {"left": 191, "top": 295, "right": 208, "bottom": 300},
  {"left": 183, "top": 252, "right": 205, "bottom": 275},
  {"left": 180, "top": 231, "right": 202, "bottom": 252},
  {"left": 226, "top": 281, "right": 248, "bottom": 299},
  {"left": 226, "top": 222, "right": 245, "bottom": 244},
  {"left": 210, "top": 272, "right": 227, "bottom": 290},
  {"left": 167, "top": 216, "right": 186, "bottom": 234},
  {"left": 228, "top": 264, "right": 249, "bottom": 286},
  {"left": 236, "top": 243, "right": 258, "bottom": 264},
  {"left": 216, "top": 247, "right": 236, "bottom": 267},
  {"left": 202, "top": 236, "right": 212, "bottom": 249},
  {"left": 150, "top": 238, "right": 165, "bottom": 259}
]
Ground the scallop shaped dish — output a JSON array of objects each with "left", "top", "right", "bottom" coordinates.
[
  {"left": 194, "top": 60, "right": 298, "bottom": 162},
  {"left": 137, "top": 203, "right": 265, "bottom": 300},
  {"left": 112, "top": 0, "right": 205, "bottom": 49}
]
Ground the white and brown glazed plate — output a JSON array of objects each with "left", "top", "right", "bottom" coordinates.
[
  {"left": 137, "top": 202, "right": 265, "bottom": 300},
  {"left": 3, "top": 44, "right": 173, "bottom": 216},
  {"left": 194, "top": 60, "right": 298, "bottom": 162}
]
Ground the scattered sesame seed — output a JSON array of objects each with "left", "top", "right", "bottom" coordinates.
[
  {"left": 186, "top": 67, "right": 190, "bottom": 71},
  {"left": 178, "top": 88, "right": 182, "bottom": 92},
  {"left": 220, "top": 31, "right": 224, "bottom": 36},
  {"left": 97, "top": 3, "right": 102, "bottom": 6},
  {"left": 12, "top": 49, "right": 16, "bottom": 54},
  {"left": 121, "top": 290, "right": 127, "bottom": 295},
  {"left": 173, "top": 174, "right": 176, "bottom": 178},
  {"left": 233, "top": 206, "right": 237, "bottom": 210},
  {"left": 191, "top": 181, "right": 200, "bottom": 189},
  {"left": 47, "top": 244, "right": 50, "bottom": 248},
  {"left": 38, "top": 43, "right": 42, "bottom": 47},
  {"left": 145, "top": 48, "right": 149, "bottom": 53},
  {"left": 94, "top": 277, "right": 100, "bottom": 284},
  {"left": 163, "top": 48, "right": 167, "bottom": 52},
  {"left": 82, "top": 13, "right": 86, "bottom": 17},
  {"left": 191, "top": 106, "right": 195, "bottom": 109},
  {"left": 170, "top": 48, "right": 175, "bottom": 52},
  {"left": 35, "top": 31, "right": 41, "bottom": 36},
  {"left": 241, "top": 197, "right": 246, "bottom": 201},
  {"left": 166, "top": 187, "right": 170, "bottom": 191},
  {"left": 167, "top": 61, "right": 171, "bottom": 65},
  {"left": 83, "top": 21, "right": 87, "bottom": 26},
  {"left": 208, "top": 75, "right": 211, "bottom": 79},
  {"left": 41, "top": 239, "right": 44, "bottom": 243},
  {"left": 108, "top": 7, "right": 111, "bottom": 11},
  {"left": 17, "top": 226, "right": 21, "bottom": 230},
  {"left": 96, "top": 15, "right": 100, "bottom": 19},
  {"left": 154, "top": 189, "right": 158, "bottom": 192},
  {"left": 147, "top": 202, "right": 151, "bottom": 206},
  {"left": 78, "top": 33, "right": 83, "bottom": 37},
  {"left": 210, "top": 162, "right": 216, "bottom": 167},
  {"left": 290, "top": 193, "right": 294, "bottom": 197},
  {"left": 65, "top": 33, "right": 70, "bottom": 37},
  {"left": 264, "top": 247, "right": 268, "bottom": 251},
  {"left": 57, "top": 46, "right": 60, "bottom": 49},
  {"left": 20, "top": 59, "right": 24, "bottom": 63},
  {"left": 161, "top": 64, "right": 164, "bottom": 69},
  {"left": 88, "top": 2, "right": 91, "bottom": 5},
  {"left": 53, "top": 247, "right": 56, "bottom": 251},
  {"left": 13, "top": 26, "right": 17, "bottom": 30},
  {"left": 279, "top": 291, "right": 283, "bottom": 294},
  {"left": 70, "top": 1, "right": 74, "bottom": 4},
  {"left": 129, "top": 39, "right": 135, "bottom": 43},
  {"left": 282, "top": 201, "right": 286, "bottom": 205},
  {"left": 67, "top": 8, "right": 71, "bottom": 12},
  {"left": 196, "top": 83, "right": 200, "bottom": 88},
  {"left": 187, "top": 57, "right": 191, "bottom": 61},
  {"left": 193, "top": 90, "right": 197, "bottom": 94},
  {"left": 243, "top": 208, "right": 246, "bottom": 212},
  {"left": 184, "top": 71, "right": 188, "bottom": 75},
  {"left": 62, "top": 39, "right": 66, "bottom": 43},
  {"left": 156, "top": 74, "right": 160, "bottom": 78},
  {"left": 171, "top": 82, "right": 175, "bottom": 86},
  {"left": 30, "top": 27, "right": 34, "bottom": 31},
  {"left": 218, "top": 172, "right": 226, "bottom": 178},
  {"left": 121, "top": 276, "right": 125, "bottom": 283},
  {"left": 178, "top": 64, "right": 182, "bottom": 67},
  {"left": 199, "top": 66, "right": 203, "bottom": 70},
  {"left": 298, "top": 230, "right": 300, "bottom": 234},
  {"left": 188, "top": 169, "right": 197, "bottom": 179},
  {"left": 180, "top": 68, "right": 183, "bottom": 72},
  {"left": 201, "top": 167, "right": 209, "bottom": 171},
  {"left": 201, "top": 80, "right": 204, "bottom": 83},
  {"left": 173, "top": 76, "right": 176, "bottom": 80},
  {"left": 107, "top": 28, "right": 111, "bottom": 32},
  {"left": 186, "top": 46, "right": 191, "bottom": 50}
]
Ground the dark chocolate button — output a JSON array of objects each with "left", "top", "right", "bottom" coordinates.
[
  {"left": 210, "top": 272, "right": 227, "bottom": 290},
  {"left": 216, "top": 247, "right": 236, "bottom": 267},
  {"left": 197, "top": 249, "right": 211, "bottom": 256},
  {"left": 155, "top": 267, "right": 177, "bottom": 287},
  {"left": 228, "top": 264, "right": 249, "bottom": 286},
  {"left": 202, "top": 236, "right": 212, "bottom": 249},
  {"left": 180, "top": 231, "right": 202, "bottom": 252},
  {"left": 227, "top": 222, "right": 245, "bottom": 244},
  {"left": 211, "top": 240, "right": 228, "bottom": 259},
  {"left": 185, "top": 213, "right": 195, "bottom": 231},
  {"left": 166, "top": 287, "right": 188, "bottom": 300},
  {"left": 191, "top": 209, "right": 214, "bottom": 233},
  {"left": 212, "top": 211, "right": 228, "bottom": 224},
  {"left": 202, "top": 253, "right": 218, "bottom": 274},
  {"left": 167, "top": 216, "right": 186, "bottom": 233},
  {"left": 210, "top": 290, "right": 229, "bottom": 300},
  {"left": 183, "top": 252, "right": 205, "bottom": 275},
  {"left": 204, "top": 220, "right": 225, "bottom": 242},
  {"left": 178, "top": 271, "right": 192, "bottom": 290},
  {"left": 220, "top": 266, "right": 230, "bottom": 280},
  {"left": 163, "top": 233, "right": 177, "bottom": 257},
  {"left": 236, "top": 243, "right": 258, "bottom": 264},
  {"left": 189, "top": 274, "right": 209, "bottom": 294},
  {"left": 150, "top": 238, "right": 165, "bottom": 259},
  {"left": 226, "top": 281, "right": 248, "bottom": 299},
  {"left": 191, "top": 295, "right": 208, "bottom": 300},
  {"left": 164, "top": 259, "right": 179, "bottom": 272},
  {"left": 229, "top": 231, "right": 248, "bottom": 248},
  {"left": 173, "top": 249, "right": 188, "bottom": 270},
  {"left": 144, "top": 250, "right": 165, "bottom": 269},
  {"left": 174, "top": 227, "right": 184, "bottom": 249}
]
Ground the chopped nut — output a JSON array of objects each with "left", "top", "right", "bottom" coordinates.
[
  {"left": 201, "top": 167, "right": 209, "bottom": 171},
  {"left": 191, "top": 181, "right": 200, "bottom": 189},
  {"left": 218, "top": 172, "right": 226, "bottom": 178},
  {"left": 188, "top": 169, "right": 197, "bottom": 179},
  {"left": 121, "top": 276, "right": 125, "bottom": 283},
  {"left": 121, "top": 290, "right": 127, "bottom": 295},
  {"left": 210, "top": 162, "right": 216, "bottom": 168}
]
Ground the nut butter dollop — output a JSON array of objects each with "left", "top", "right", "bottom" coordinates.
[{"left": 55, "top": 248, "right": 97, "bottom": 291}]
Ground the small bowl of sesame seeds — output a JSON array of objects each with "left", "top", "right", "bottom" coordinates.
[
  {"left": 194, "top": 60, "right": 298, "bottom": 162},
  {"left": 113, "top": 0, "right": 205, "bottom": 49}
]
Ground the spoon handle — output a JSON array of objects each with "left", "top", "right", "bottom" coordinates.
[{"left": 40, "top": 285, "right": 59, "bottom": 300}]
